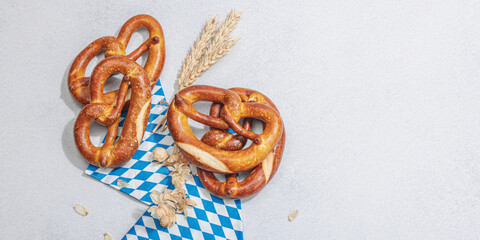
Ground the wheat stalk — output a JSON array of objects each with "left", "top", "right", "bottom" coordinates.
[{"left": 153, "top": 10, "right": 241, "bottom": 132}]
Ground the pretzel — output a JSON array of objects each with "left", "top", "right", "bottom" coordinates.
[
  {"left": 74, "top": 56, "right": 151, "bottom": 167},
  {"left": 197, "top": 89, "right": 285, "bottom": 198},
  {"left": 167, "top": 85, "right": 284, "bottom": 174},
  {"left": 68, "top": 14, "right": 165, "bottom": 106}
]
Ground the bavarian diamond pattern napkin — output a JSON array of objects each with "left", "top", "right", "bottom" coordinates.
[{"left": 84, "top": 80, "right": 243, "bottom": 240}]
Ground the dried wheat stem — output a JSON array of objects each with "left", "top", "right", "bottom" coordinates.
[
  {"left": 152, "top": 116, "right": 167, "bottom": 132},
  {"left": 152, "top": 114, "right": 168, "bottom": 132},
  {"left": 160, "top": 120, "right": 169, "bottom": 131}
]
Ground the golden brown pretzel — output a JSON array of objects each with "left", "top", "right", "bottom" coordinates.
[
  {"left": 197, "top": 89, "right": 285, "bottom": 198},
  {"left": 74, "top": 56, "right": 151, "bottom": 167},
  {"left": 68, "top": 14, "right": 165, "bottom": 106},
  {"left": 167, "top": 85, "right": 284, "bottom": 174}
]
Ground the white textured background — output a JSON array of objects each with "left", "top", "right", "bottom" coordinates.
[{"left": 2, "top": 0, "right": 480, "bottom": 239}]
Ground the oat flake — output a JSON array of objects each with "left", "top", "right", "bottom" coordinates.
[
  {"left": 74, "top": 204, "right": 88, "bottom": 217},
  {"left": 288, "top": 210, "right": 298, "bottom": 222}
]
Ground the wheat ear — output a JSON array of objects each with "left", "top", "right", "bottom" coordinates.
[
  {"left": 182, "top": 10, "right": 242, "bottom": 88},
  {"left": 153, "top": 10, "right": 241, "bottom": 132}
]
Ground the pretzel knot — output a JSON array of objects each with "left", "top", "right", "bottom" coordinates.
[
  {"left": 167, "top": 86, "right": 285, "bottom": 198},
  {"left": 68, "top": 14, "right": 165, "bottom": 106},
  {"left": 74, "top": 57, "right": 151, "bottom": 168}
]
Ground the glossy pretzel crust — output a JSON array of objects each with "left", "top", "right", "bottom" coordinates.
[
  {"left": 197, "top": 88, "right": 285, "bottom": 198},
  {"left": 167, "top": 85, "right": 284, "bottom": 174},
  {"left": 68, "top": 14, "right": 165, "bottom": 106},
  {"left": 74, "top": 57, "right": 151, "bottom": 167}
]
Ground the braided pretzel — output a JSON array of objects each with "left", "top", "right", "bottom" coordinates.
[
  {"left": 68, "top": 14, "right": 165, "bottom": 106},
  {"left": 167, "top": 85, "right": 284, "bottom": 174},
  {"left": 74, "top": 56, "right": 151, "bottom": 167},
  {"left": 197, "top": 89, "right": 285, "bottom": 198}
]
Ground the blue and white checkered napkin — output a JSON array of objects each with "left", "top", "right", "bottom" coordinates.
[{"left": 84, "top": 80, "right": 243, "bottom": 240}]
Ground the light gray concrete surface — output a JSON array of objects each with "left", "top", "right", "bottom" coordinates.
[{"left": 2, "top": 0, "right": 480, "bottom": 239}]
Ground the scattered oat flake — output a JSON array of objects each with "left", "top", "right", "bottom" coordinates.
[
  {"left": 74, "top": 204, "right": 88, "bottom": 216},
  {"left": 104, "top": 233, "right": 113, "bottom": 240},
  {"left": 288, "top": 210, "right": 298, "bottom": 222},
  {"left": 117, "top": 179, "right": 129, "bottom": 188}
]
